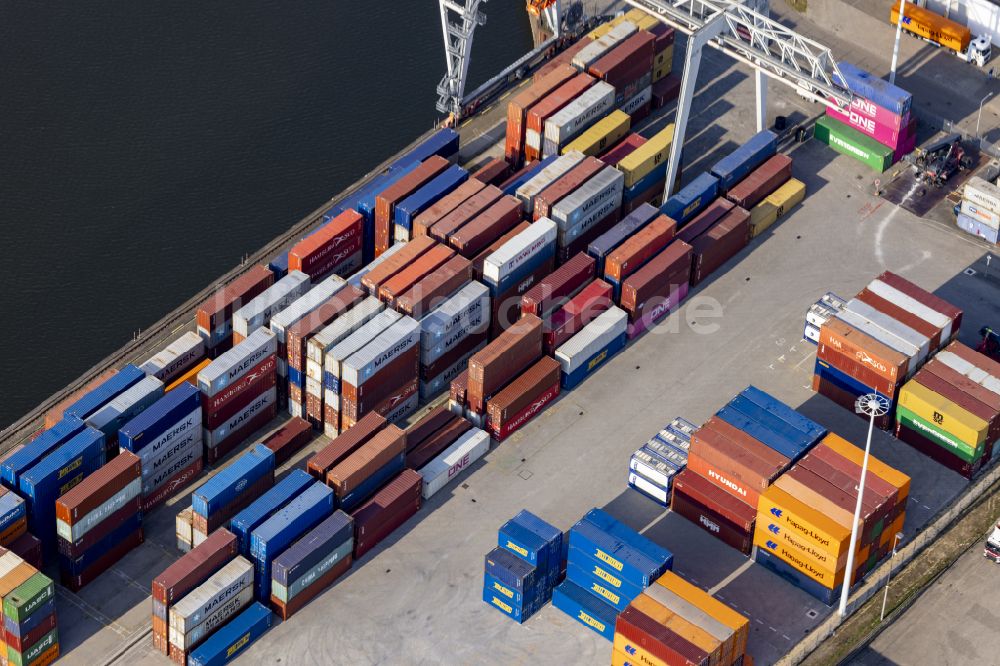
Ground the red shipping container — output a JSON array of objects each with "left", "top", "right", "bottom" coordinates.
[
  {"left": 270, "top": 555, "right": 352, "bottom": 620},
  {"left": 505, "top": 64, "right": 578, "bottom": 167},
  {"left": 450, "top": 197, "right": 525, "bottom": 258},
  {"left": 405, "top": 406, "right": 457, "bottom": 452},
  {"left": 725, "top": 154, "right": 792, "bottom": 209},
  {"left": 55, "top": 450, "right": 141, "bottom": 524},
  {"left": 810, "top": 443, "right": 901, "bottom": 509},
  {"left": 341, "top": 346, "right": 419, "bottom": 413},
  {"left": 671, "top": 477, "right": 753, "bottom": 554},
  {"left": 5, "top": 613, "right": 56, "bottom": 654},
  {"left": 289, "top": 210, "right": 364, "bottom": 280},
  {"left": 472, "top": 158, "right": 510, "bottom": 186},
  {"left": 378, "top": 244, "right": 457, "bottom": 303},
  {"left": 525, "top": 73, "right": 597, "bottom": 162},
  {"left": 535, "top": 40, "right": 590, "bottom": 80},
  {"left": 406, "top": 419, "right": 473, "bottom": 470},
  {"left": 588, "top": 32, "right": 655, "bottom": 90},
  {"left": 308, "top": 413, "right": 388, "bottom": 479},
  {"left": 203, "top": 356, "right": 277, "bottom": 430},
  {"left": 351, "top": 469, "right": 423, "bottom": 559},
  {"left": 374, "top": 156, "right": 451, "bottom": 256},
  {"left": 621, "top": 241, "right": 692, "bottom": 313},
  {"left": 677, "top": 198, "right": 735, "bottom": 244},
  {"left": 856, "top": 288, "right": 943, "bottom": 351},
  {"left": 533, "top": 157, "right": 606, "bottom": 221},
  {"left": 286, "top": 286, "right": 366, "bottom": 373},
  {"left": 395, "top": 254, "right": 472, "bottom": 318},
  {"left": 468, "top": 315, "right": 544, "bottom": 413},
  {"left": 363, "top": 235, "right": 438, "bottom": 293},
  {"left": 604, "top": 215, "right": 677, "bottom": 283},
  {"left": 544, "top": 279, "right": 614, "bottom": 354},
  {"left": 450, "top": 370, "right": 469, "bottom": 409},
  {"left": 421, "top": 331, "right": 488, "bottom": 381},
  {"left": 812, "top": 373, "right": 894, "bottom": 430},
  {"left": 819, "top": 317, "right": 909, "bottom": 385},
  {"left": 921, "top": 358, "right": 1000, "bottom": 432},
  {"left": 521, "top": 252, "right": 596, "bottom": 318},
  {"left": 260, "top": 418, "right": 313, "bottom": 466},
  {"left": 470, "top": 221, "right": 531, "bottom": 279},
  {"left": 428, "top": 186, "right": 505, "bottom": 241},
  {"left": 486, "top": 357, "right": 561, "bottom": 433},
  {"left": 816, "top": 342, "right": 900, "bottom": 397},
  {"left": 62, "top": 527, "right": 144, "bottom": 592},
  {"left": 326, "top": 425, "right": 407, "bottom": 496},
  {"left": 339, "top": 378, "right": 418, "bottom": 432},
  {"left": 196, "top": 266, "right": 274, "bottom": 340},
  {"left": 690, "top": 206, "right": 750, "bottom": 285},
  {"left": 497, "top": 161, "right": 539, "bottom": 192},
  {"left": 878, "top": 271, "right": 963, "bottom": 336},
  {"left": 599, "top": 134, "right": 647, "bottom": 167},
  {"left": 412, "top": 179, "right": 486, "bottom": 238},
  {"left": 651, "top": 73, "right": 681, "bottom": 109},
  {"left": 672, "top": 468, "right": 755, "bottom": 531},
  {"left": 616, "top": 606, "right": 711, "bottom": 665}
]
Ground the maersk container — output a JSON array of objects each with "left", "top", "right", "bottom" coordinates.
[
  {"left": 250, "top": 481, "right": 334, "bottom": 600},
  {"left": 587, "top": 203, "right": 660, "bottom": 274},
  {"left": 957, "top": 212, "right": 1000, "bottom": 243},
  {"left": 515, "top": 152, "right": 585, "bottom": 214},
  {"left": 140, "top": 332, "right": 205, "bottom": 384},
  {"left": 341, "top": 316, "right": 420, "bottom": 389},
  {"left": 322, "top": 309, "right": 402, "bottom": 396},
  {"left": 501, "top": 155, "right": 557, "bottom": 196},
  {"left": 555, "top": 307, "right": 628, "bottom": 389},
  {"left": 85, "top": 375, "right": 164, "bottom": 443},
  {"left": 199, "top": 328, "right": 277, "bottom": 397},
  {"left": 814, "top": 116, "right": 893, "bottom": 173},
  {"left": 192, "top": 444, "right": 275, "bottom": 518},
  {"left": 543, "top": 82, "right": 617, "bottom": 158},
  {"left": 232, "top": 271, "right": 311, "bottom": 340},
  {"left": 268, "top": 252, "right": 289, "bottom": 280},
  {"left": 389, "top": 128, "right": 459, "bottom": 171},
  {"left": 271, "top": 510, "right": 352, "bottom": 589},
  {"left": 963, "top": 176, "right": 1000, "bottom": 216},
  {"left": 661, "top": 173, "right": 719, "bottom": 225},
  {"left": 833, "top": 61, "right": 912, "bottom": 117},
  {"left": 420, "top": 281, "right": 490, "bottom": 353},
  {"left": 306, "top": 298, "right": 386, "bottom": 394},
  {"left": 552, "top": 579, "right": 618, "bottom": 641},
  {"left": 2, "top": 416, "right": 86, "bottom": 490},
  {"left": 143, "top": 431, "right": 202, "bottom": 495},
  {"left": 169, "top": 556, "right": 254, "bottom": 634},
  {"left": 419, "top": 428, "right": 489, "bottom": 499},
  {"left": 118, "top": 383, "right": 200, "bottom": 454},
  {"left": 63, "top": 364, "right": 146, "bottom": 421},
  {"left": 710, "top": 130, "right": 778, "bottom": 192},
  {"left": 270, "top": 275, "right": 348, "bottom": 360},
  {"left": 187, "top": 602, "right": 274, "bottom": 666},
  {"left": 482, "top": 218, "right": 558, "bottom": 294},
  {"left": 394, "top": 165, "right": 470, "bottom": 240},
  {"left": 230, "top": 469, "right": 314, "bottom": 556},
  {"left": 203, "top": 387, "right": 277, "bottom": 450},
  {"left": 551, "top": 167, "right": 624, "bottom": 231}
]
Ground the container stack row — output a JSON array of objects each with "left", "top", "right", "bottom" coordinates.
[
  {"left": 553, "top": 508, "right": 673, "bottom": 641},
  {"left": 626, "top": 417, "right": 692, "bottom": 506},
  {"left": 803, "top": 292, "right": 847, "bottom": 345},
  {"left": 0, "top": 551, "right": 57, "bottom": 666},
  {"left": 755, "top": 435, "right": 910, "bottom": 605},
  {"left": 813, "top": 271, "right": 962, "bottom": 430},
  {"left": 958, "top": 176, "right": 1000, "bottom": 245},
  {"left": 483, "top": 510, "right": 563, "bottom": 623},
  {"left": 817, "top": 61, "right": 916, "bottom": 172}
]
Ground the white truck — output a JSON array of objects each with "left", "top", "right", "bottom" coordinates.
[{"left": 984, "top": 520, "right": 1000, "bottom": 562}]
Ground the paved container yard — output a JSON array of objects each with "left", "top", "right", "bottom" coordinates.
[{"left": 40, "top": 16, "right": 1000, "bottom": 664}]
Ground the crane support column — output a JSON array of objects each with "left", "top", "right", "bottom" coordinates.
[
  {"left": 664, "top": 12, "right": 728, "bottom": 202},
  {"left": 755, "top": 69, "right": 767, "bottom": 132}
]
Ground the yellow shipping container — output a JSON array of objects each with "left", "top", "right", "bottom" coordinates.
[
  {"left": 652, "top": 60, "right": 672, "bottom": 83},
  {"left": 899, "top": 381, "right": 989, "bottom": 446},
  {"left": 758, "top": 484, "right": 853, "bottom": 555},
  {"left": 632, "top": 594, "right": 725, "bottom": 666},
  {"left": 166, "top": 358, "right": 210, "bottom": 392},
  {"left": 754, "top": 510, "right": 851, "bottom": 572},
  {"left": 618, "top": 123, "right": 674, "bottom": 188},
  {"left": 749, "top": 199, "right": 779, "bottom": 238},
  {"left": 757, "top": 532, "right": 850, "bottom": 589},
  {"left": 820, "top": 434, "right": 911, "bottom": 503},
  {"left": 654, "top": 44, "right": 674, "bottom": 69},
  {"left": 654, "top": 571, "right": 750, "bottom": 659},
  {"left": 765, "top": 177, "right": 806, "bottom": 217},
  {"left": 625, "top": 8, "right": 661, "bottom": 31},
  {"left": 561, "top": 110, "right": 631, "bottom": 157}
]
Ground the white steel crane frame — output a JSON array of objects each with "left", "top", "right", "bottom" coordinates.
[
  {"left": 437, "top": 0, "right": 488, "bottom": 117},
  {"left": 624, "top": 0, "right": 854, "bottom": 200}
]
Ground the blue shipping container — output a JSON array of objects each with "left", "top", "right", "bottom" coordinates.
[
  {"left": 587, "top": 203, "right": 660, "bottom": 274},
  {"left": 63, "top": 364, "right": 146, "bottom": 421},
  {"left": 192, "top": 444, "right": 275, "bottom": 518},
  {"left": 726, "top": 395, "right": 818, "bottom": 453},
  {"left": 58, "top": 512, "right": 142, "bottom": 576},
  {"left": 230, "top": 469, "right": 314, "bottom": 557},
  {"left": 394, "top": 165, "right": 469, "bottom": 235},
  {"left": 482, "top": 579, "right": 543, "bottom": 623},
  {"left": 390, "top": 129, "right": 459, "bottom": 171},
  {"left": 1, "top": 416, "right": 86, "bottom": 490},
  {"left": 250, "top": 482, "right": 334, "bottom": 600},
  {"left": 566, "top": 560, "right": 636, "bottom": 612},
  {"left": 338, "top": 453, "right": 405, "bottom": 513},
  {"left": 484, "top": 241, "right": 556, "bottom": 296},
  {"left": 498, "top": 521, "right": 549, "bottom": 578},
  {"left": 569, "top": 545, "right": 646, "bottom": 599},
  {"left": 501, "top": 156, "right": 558, "bottom": 196},
  {"left": 482, "top": 572, "right": 546, "bottom": 609},
  {"left": 271, "top": 510, "right": 353, "bottom": 588},
  {"left": 4, "top": 598, "right": 56, "bottom": 637},
  {"left": 561, "top": 333, "right": 626, "bottom": 390},
  {"left": 623, "top": 160, "right": 668, "bottom": 203},
  {"left": 814, "top": 358, "right": 895, "bottom": 406},
  {"left": 268, "top": 252, "right": 289, "bottom": 280},
  {"left": 118, "top": 383, "right": 201, "bottom": 453},
  {"left": 188, "top": 602, "right": 275, "bottom": 666},
  {"left": 661, "top": 173, "right": 719, "bottom": 225},
  {"left": 509, "top": 510, "right": 563, "bottom": 588},
  {"left": 753, "top": 547, "right": 837, "bottom": 606},
  {"left": 715, "top": 405, "right": 806, "bottom": 461},
  {"left": 710, "top": 130, "right": 778, "bottom": 192},
  {"left": 581, "top": 508, "right": 673, "bottom": 571},
  {"left": 0, "top": 491, "right": 26, "bottom": 536},
  {"left": 833, "top": 61, "right": 912, "bottom": 117},
  {"left": 355, "top": 161, "right": 422, "bottom": 263},
  {"left": 484, "top": 547, "right": 541, "bottom": 594},
  {"left": 552, "top": 579, "right": 618, "bottom": 641},
  {"left": 739, "top": 386, "right": 828, "bottom": 444}
]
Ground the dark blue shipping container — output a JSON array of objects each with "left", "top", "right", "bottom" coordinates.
[
  {"left": 355, "top": 161, "right": 422, "bottom": 263},
  {"left": 394, "top": 165, "right": 469, "bottom": 235},
  {"left": 565, "top": 560, "right": 636, "bottom": 612},
  {"left": 188, "top": 602, "right": 275, "bottom": 666},
  {"left": 754, "top": 547, "right": 837, "bottom": 605},
  {"left": 192, "top": 444, "right": 275, "bottom": 518},
  {"left": 833, "top": 61, "right": 912, "bottom": 117},
  {"left": 567, "top": 522, "right": 663, "bottom": 590},
  {"left": 715, "top": 405, "right": 806, "bottom": 461},
  {"left": 561, "top": 334, "right": 626, "bottom": 390},
  {"left": 741, "top": 386, "right": 827, "bottom": 443},
  {"left": 58, "top": 511, "right": 142, "bottom": 576},
  {"left": 484, "top": 547, "right": 541, "bottom": 593},
  {"left": 814, "top": 358, "right": 894, "bottom": 406},
  {"left": 1, "top": 416, "right": 86, "bottom": 490},
  {"left": 587, "top": 203, "right": 660, "bottom": 275},
  {"left": 498, "top": 521, "right": 549, "bottom": 573},
  {"left": 623, "top": 161, "right": 668, "bottom": 203},
  {"left": 230, "top": 469, "right": 314, "bottom": 557},
  {"left": 337, "top": 453, "right": 405, "bottom": 513},
  {"left": 510, "top": 511, "right": 563, "bottom": 582},
  {"left": 552, "top": 579, "right": 618, "bottom": 641},
  {"left": 389, "top": 128, "right": 459, "bottom": 171},
  {"left": 63, "top": 364, "right": 146, "bottom": 421},
  {"left": 568, "top": 544, "right": 645, "bottom": 601},
  {"left": 118, "top": 383, "right": 201, "bottom": 453},
  {"left": 3, "top": 598, "right": 55, "bottom": 637},
  {"left": 581, "top": 508, "right": 673, "bottom": 570},
  {"left": 502, "top": 156, "right": 558, "bottom": 196},
  {"left": 271, "top": 510, "right": 353, "bottom": 587},
  {"left": 482, "top": 577, "right": 543, "bottom": 623},
  {"left": 268, "top": 252, "right": 289, "bottom": 280},
  {"left": 661, "top": 173, "right": 719, "bottom": 225},
  {"left": 710, "top": 130, "right": 778, "bottom": 192},
  {"left": 250, "top": 481, "right": 334, "bottom": 600}
]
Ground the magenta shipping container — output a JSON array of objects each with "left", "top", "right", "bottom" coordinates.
[
  {"left": 828, "top": 95, "right": 908, "bottom": 131},
  {"left": 826, "top": 104, "right": 904, "bottom": 149}
]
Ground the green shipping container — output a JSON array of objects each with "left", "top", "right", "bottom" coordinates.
[
  {"left": 896, "top": 406, "right": 984, "bottom": 463},
  {"left": 814, "top": 116, "right": 893, "bottom": 172},
  {"left": 4, "top": 573, "right": 54, "bottom": 624},
  {"left": 6, "top": 628, "right": 57, "bottom": 666}
]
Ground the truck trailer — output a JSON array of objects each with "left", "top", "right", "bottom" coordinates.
[{"left": 890, "top": 1, "right": 991, "bottom": 67}]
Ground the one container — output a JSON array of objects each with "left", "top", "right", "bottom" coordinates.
[{"left": 419, "top": 429, "right": 490, "bottom": 499}]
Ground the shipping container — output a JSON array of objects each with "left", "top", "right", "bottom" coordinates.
[
  {"left": 394, "top": 254, "right": 472, "bottom": 319},
  {"left": 561, "top": 110, "right": 631, "bottom": 158},
  {"left": 710, "top": 130, "right": 778, "bottom": 193},
  {"left": 289, "top": 211, "right": 363, "bottom": 281},
  {"left": 505, "top": 65, "right": 578, "bottom": 167},
  {"left": 486, "top": 357, "right": 562, "bottom": 440},
  {"left": 543, "top": 81, "right": 617, "bottom": 158},
  {"left": 199, "top": 329, "right": 277, "bottom": 397},
  {"left": 2, "top": 417, "right": 87, "bottom": 491},
  {"left": 229, "top": 470, "right": 314, "bottom": 557},
  {"left": 724, "top": 154, "right": 793, "bottom": 210},
  {"left": 394, "top": 165, "right": 470, "bottom": 242},
  {"left": 196, "top": 266, "right": 275, "bottom": 349},
  {"left": 499, "top": 157, "right": 555, "bottom": 197},
  {"left": 661, "top": 173, "right": 719, "bottom": 225},
  {"left": 533, "top": 157, "right": 606, "bottom": 222},
  {"left": 574, "top": 21, "right": 639, "bottom": 70},
  {"left": 482, "top": 218, "right": 557, "bottom": 295},
  {"left": 426, "top": 186, "right": 505, "bottom": 242},
  {"left": 516, "top": 152, "right": 586, "bottom": 215},
  {"left": 526, "top": 75, "right": 598, "bottom": 161},
  {"left": 467, "top": 315, "right": 544, "bottom": 413},
  {"left": 186, "top": 602, "right": 273, "bottom": 666},
  {"left": 588, "top": 31, "right": 654, "bottom": 91},
  {"left": 232, "top": 271, "right": 311, "bottom": 342},
  {"left": 270, "top": 510, "right": 352, "bottom": 592},
  {"left": 599, "top": 134, "right": 647, "bottom": 167},
  {"left": 447, "top": 196, "right": 524, "bottom": 259},
  {"left": 351, "top": 469, "right": 422, "bottom": 559},
  {"left": 814, "top": 116, "right": 893, "bottom": 172},
  {"left": 260, "top": 418, "right": 312, "bottom": 466},
  {"left": 412, "top": 178, "right": 486, "bottom": 237},
  {"left": 419, "top": 428, "right": 490, "bottom": 498},
  {"left": 141, "top": 332, "right": 206, "bottom": 385},
  {"left": 587, "top": 204, "right": 661, "bottom": 275},
  {"left": 555, "top": 307, "right": 628, "bottom": 387},
  {"left": 690, "top": 206, "right": 750, "bottom": 285},
  {"left": 552, "top": 579, "right": 618, "bottom": 641},
  {"left": 378, "top": 245, "right": 456, "bottom": 304},
  {"left": 269, "top": 275, "right": 348, "bottom": 365},
  {"left": 472, "top": 158, "right": 509, "bottom": 186},
  {"left": 374, "top": 156, "right": 451, "bottom": 256},
  {"left": 617, "top": 124, "right": 675, "bottom": 189},
  {"left": 521, "top": 253, "right": 596, "bottom": 318}
]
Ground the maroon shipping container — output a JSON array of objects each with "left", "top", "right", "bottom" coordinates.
[
  {"left": 690, "top": 206, "right": 750, "bottom": 286},
  {"left": 677, "top": 198, "right": 735, "bottom": 245},
  {"left": 412, "top": 178, "right": 486, "bottom": 238},
  {"left": 421, "top": 331, "right": 488, "bottom": 381},
  {"left": 450, "top": 196, "right": 525, "bottom": 259},
  {"left": 856, "top": 289, "right": 943, "bottom": 351},
  {"left": 671, "top": 468, "right": 755, "bottom": 531},
  {"left": 395, "top": 254, "right": 472, "bottom": 318},
  {"left": 648, "top": 22, "right": 676, "bottom": 52},
  {"left": 486, "top": 357, "right": 561, "bottom": 431},
  {"left": 326, "top": 425, "right": 407, "bottom": 497},
  {"left": 406, "top": 419, "right": 473, "bottom": 470},
  {"left": 58, "top": 497, "right": 141, "bottom": 558},
  {"left": 535, "top": 40, "right": 590, "bottom": 80},
  {"left": 62, "top": 527, "right": 144, "bottom": 592},
  {"left": 205, "top": 402, "right": 278, "bottom": 464},
  {"left": 505, "top": 64, "right": 578, "bottom": 167},
  {"left": 153, "top": 530, "right": 239, "bottom": 604},
  {"left": 702, "top": 416, "right": 789, "bottom": 470},
  {"left": 289, "top": 210, "right": 363, "bottom": 281},
  {"left": 525, "top": 73, "right": 597, "bottom": 161},
  {"left": 362, "top": 235, "right": 438, "bottom": 293},
  {"left": 921, "top": 357, "right": 1000, "bottom": 423},
  {"left": 203, "top": 359, "right": 277, "bottom": 430},
  {"left": 895, "top": 419, "right": 985, "bottom": 479},
  {"left": 810, "top": 443, "right": 901, "bottom": 509},
  {"left": 490, "top": 258, "right": 555, "bottom": 338},
  {"left": 913, "top": 370, "right": 1000, "bottom": 442},
  {"left": 616, "top": 606, "right": 711, "bottom": 666},
  {"left": 604, "top": 215, "right": 677, "bottom": 283},
  {"left": 339, "top": 378, "right": 418, "bottom": 432},
  {"left": 428, "top": 186, "right": 505, "bottom": 242},
  {"left": 378, "top": 244, "right": 457, "bottom": 303},
  {"left": 468, "top": 315, "right": 544, "bottom": 413},
  {"left": 449, "top": 370, "right": 469, "bottom": 409},
  {"left": 269, "top": 555, "right": 352, "bottom": 621},
  {"left": 192, "top": 476, "right": 274, "bottom": 535},
  {"left": 588, "top": 32, "right": 655, "bottom": 91},
  {"left": 307, "top": 412, "right": 388, "bottom": 479},
  {"left": 725, "top": 154, "right": 792, "bottom": 208},
  {"left": 812, "top": 373, "right": 894, "bottom": 430},
  {"left": 689, "top": 426, "right": 787, "bottom": 492},
  {"left": 286, "top": 286, "right": 367, "bottom": 373},
  {"left": 8, "top": 532, "right": 41, "bottom": 570},
  {"left": 521, "top": 253, "right": 596, "bottom": 318},
  {"left": 670, "top": 476, "right": 753, "bottom": 554},
  {"left": 261, "top": 417, "right": 313, "bottom": 466},
  {"left": 946, "top": 339, "right": 1000, "bottom": 377},
  {"left": 352, "top": 469, "right": 423, "bottom": 559},
  {"left": 470, "top": 221, "right": 532, "bottom": 279},
  {"left": 783, "top": 466, "right": 881, "bottom": 541},
  {"left": 545, "top": 279, "right": 614, "bottom": 354},
  {"left": 472, "top": 158, "right": 510, "bottom": 186},
  {"left": 651, "top": 73, "right": 682, "bottom": 109},
  {"left": 374, "top": 156, "right": 451, "bottom": 256},
  {"left": 878, "top": 271, "right": 963, "bottom": 337},
  {"left": 817, "top": 342, "right": 900, "bottom": 397},
  {"left": 341, "top": 347, "right": 419, "bottom": 414},
  {"left": 799, "top": 453, "right": 893, "bottom": 517},
  {"left": 143, "top": 457, "right": 204, "bottom": 513},
  {"left": 5, "top": 613, "right": 56, "bottom": 654},
  {"left": 405, "top": 406, "right": 457, "bottom": 453},
  {"left": 621, "top": 241, "right": 693, "bottom": 314},
  {"left": 599, "top": 134, "right": 647, "bottom": 167},
  {"left": 196, "top": 265, "right": 274, "bottom": 338},
  {"left": 533, "top": 157, "right": 606, "bottom": 221},
  {"left": 55, "top": 450, "right": 141, "bottom": 524}
]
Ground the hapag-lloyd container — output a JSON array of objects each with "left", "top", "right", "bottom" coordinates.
[
  {"left": 543, "top": 81, "right": 617, "bottom": 158},
  {"left": 515, "top": 152, "right": 585, "bottom": 214},
  {"left": 199, "top": 329, "right": 277, "bottom": 397},
  {"left": 419, "top": 429, "right": 490, "bottom": 499},
  {"left": 555, "top": 307, "right": 628, "bottom": 388},
  {"left": 482, "top": 219, "right": 558, "bottom": 294},
  {"left": 232, "top": 271, "right": 311, "bottom": 341},
  {"left": 140, "top": 332, "right": 206, "bottom": 385}
]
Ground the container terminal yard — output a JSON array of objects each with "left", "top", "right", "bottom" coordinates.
[{"left": 2, "top": 1, "right": 1000, "bottom": 665}]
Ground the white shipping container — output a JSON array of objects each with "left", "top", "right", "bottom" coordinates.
[
  {"left": 233, "top": 271, "right": 311, "bottom": 339},
  {"left": 866, "top": 279, "right": 952, "bottom": 343},
  {"left": 629, "top": 454, "right": 676, "bottom": 492},
  {"left": 321, "top": 309, "right": 402, "bottom": 395},
  {"left": 628, "top": 471, "right": 669, "bottom": 504},
  {"left": 140, "top": 332, "right": 205, "bottom": 384},
  {"left": 193, "top": 527, "right": 208, "bottom": 548},
  {"left": 806, "top": 301, "right": 838, "bottom": 329},
  {"left": 419, "top": 282, "right": 489, "bottom": 352},
  {"left": 382, "top": 392, "right": 419, "bottom": 425},
  {"left": 482, "top": 218, "right": 558, "bottom": 286},
  {"left": 573, "top": 20, "right": 638, "bottom": 69},
  {"left": 620, "top": 85, "right": 653, "bottom": 117},
  {"left": 143, "top": 429, "right": 203, "bottom": 495},
  {"left": 555, "top": 306, "right": 628, "bottom": 374},
  {"left": 551, "top": 166, "right": 624, "bottom": 230},
  {"left": 56, "top": 477, "right": 142, "bottom": 544},
  {"left": 835, "top": 309, "right": 920, "bottom": 363},
  {"left": 199, "top": 328, "right": 277, "bottom": 396},
  {"left": 843, "top": 299, "right": 930, "bottom": 363},
  {"left": 558, "top": 194, "right": 621, "bottom": 246},
  {"left": 935, "top": 352, "right": 1000, "bottom": 394},
  {"left": 304, "top": 298, "right": 387, "bottom": 394},
  {"left": 288, "top": 397, "right": 305, "bottom": 420},
  {"left": 203, "top": 387, "right": 276, "bottom": 449},
  {"left": 176, "top": 508, "right": 194, "bottom": 550},
  {"left": 169, "top": 556, "right": 254, "bottom": 633},
  {"left": 170, "top": 585, "right": 253, "bottom": 650},
  {"left": 306, "top": 297, "right": 388, "bottom": 365},
  {"left": 543, "top": 82, "right": 616, "bottom": 157},
  {"left": 419, "top": 429, "right": 490, "bottom": 499},
  {"left": 270, "top": 275, "right": 347, "bottom": 351},
  {"left": 341, "top": 316, "right": 420, "bottom": 388},
  {"left": 136, "top": 406, "right": 201, "bottom": 465},
  {"left": 86, "top": 375, "right": 165, "bottom": 437},
  {"left": 964, "top": 175, "right": 1000, "bottom": 214},
  {"left": 515, "top": 152, "right": 585, "bottom": 214},
  {"left": 960, "top": 198, "right": 1000, "bottom": 230}
]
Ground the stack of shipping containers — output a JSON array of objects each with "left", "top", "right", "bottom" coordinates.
[
  {"left": 189, "top": 445, "right": 275, "bottom": 547},
  {"left": 627, "top": 417, "right": 691, "bottom": 507},
  {"left": 484, "top": 510, "right": 563, "bottom": 623},
  {"left": 958, "top": 176, "right": 1000, "bottom": 245},
  {"left": 0, "top": 554, "right": 58, "bottom": 666}
]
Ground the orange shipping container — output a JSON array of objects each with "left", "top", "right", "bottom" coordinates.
[
  {"left": 819, "top": 317, "right": 910, "bottom": 385},
  {"left": 505, "top": 64, "right": 578, "bottom": 167},
  {"left": 819, "top": 433, "right": 911, "bottom": 504}
]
